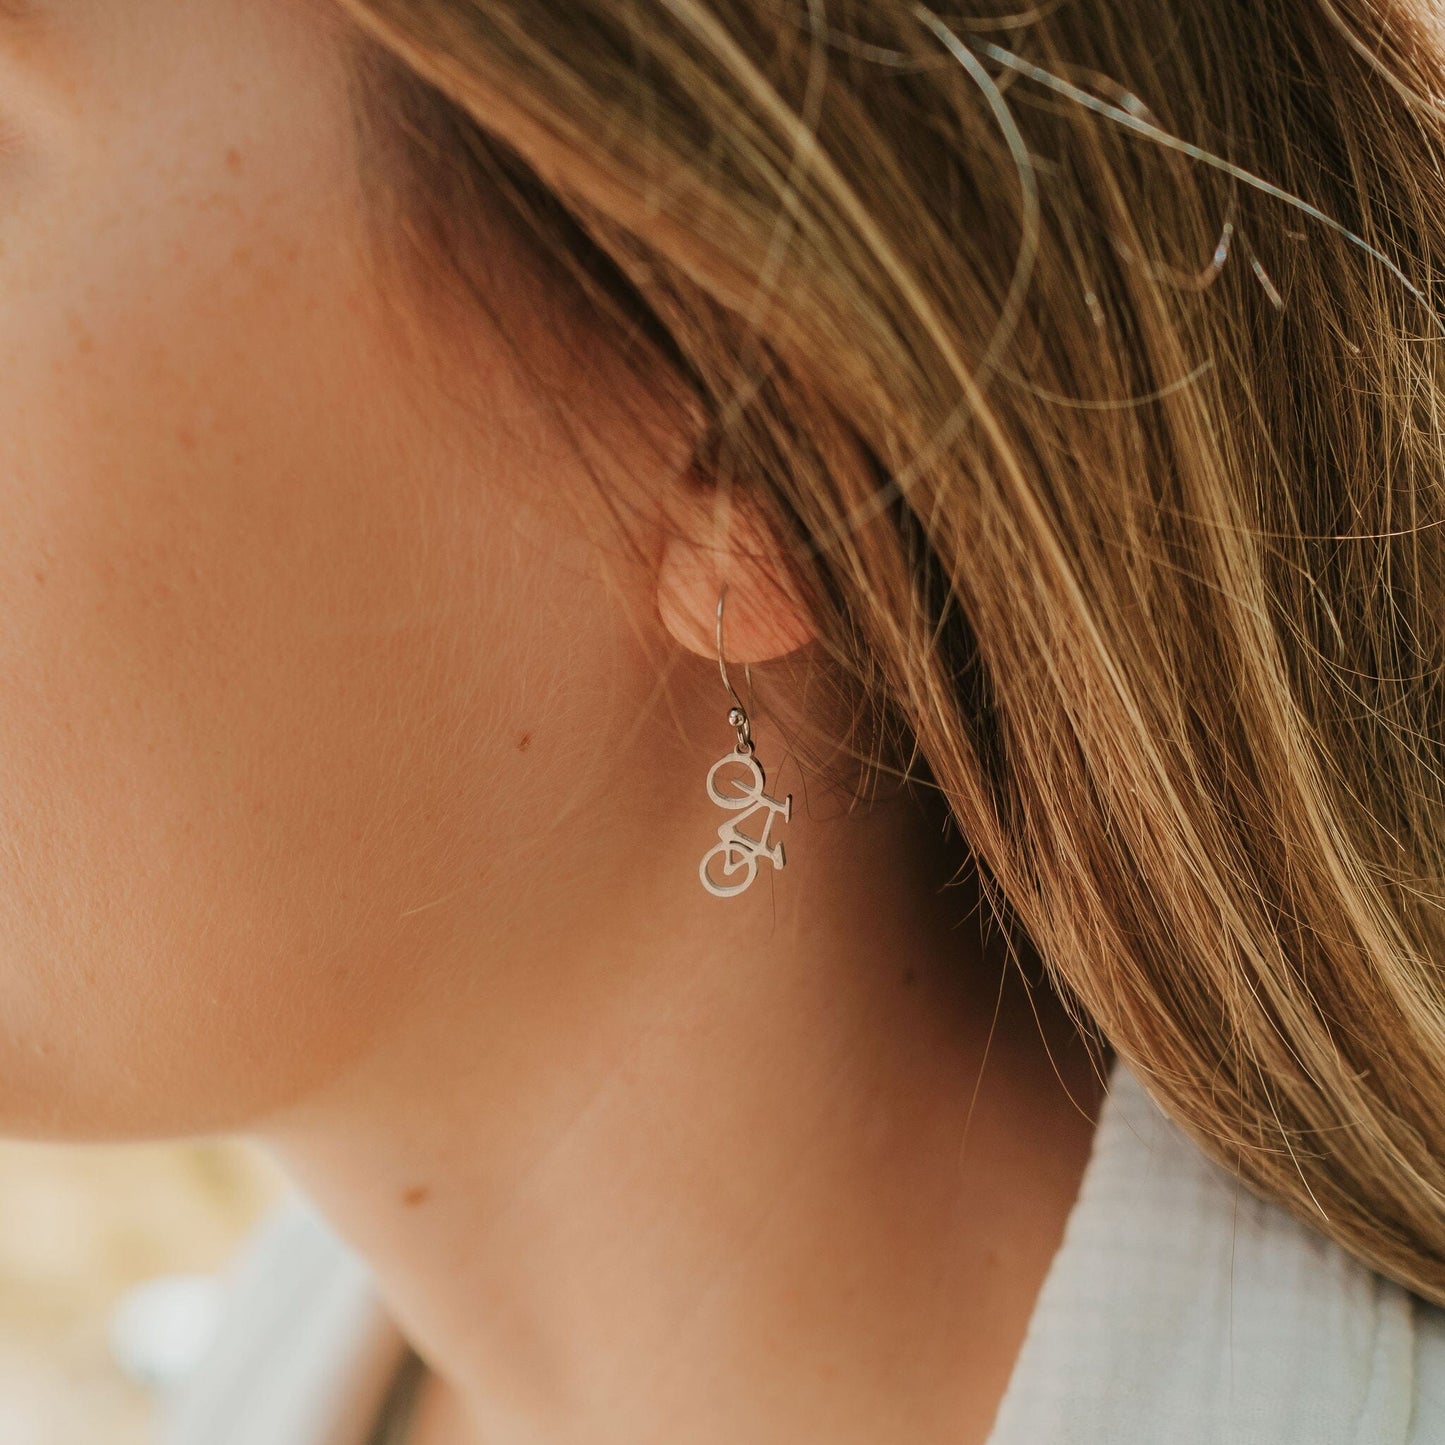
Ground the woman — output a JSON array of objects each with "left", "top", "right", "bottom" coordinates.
[{"left": 1, "top": 0, "right": 1442, "bottom": 1440}]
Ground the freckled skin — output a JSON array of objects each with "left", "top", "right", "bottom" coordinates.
[
  {"left": 0, "top": 0, "right": 687, "bottom": 1141},
  {"left": 0, "top": 13, "right": 1113, "bottom": 1445}
]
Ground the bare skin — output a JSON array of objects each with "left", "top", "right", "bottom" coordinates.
[
  {"left": 0, "top": 3, "right": 1106, "bottom": 1443},
  {"left": 263, "top": 780, "right": 1106, "bottom": 1445}
]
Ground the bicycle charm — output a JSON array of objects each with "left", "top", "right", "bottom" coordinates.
[{"left": 699, "top": 708, "right": 792, "bottom": 898}]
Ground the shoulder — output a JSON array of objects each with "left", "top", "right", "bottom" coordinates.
[
  {"left": 154, "top": 1193, "right": 408, "bottom": 1445},
  {"left": 989, "top": 1056, "right": 1441, "bottom": 1445}
]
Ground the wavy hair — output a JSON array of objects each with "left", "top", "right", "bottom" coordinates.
[{"left": 327, "top": 0, "right": 1445, "bottom": 1302}]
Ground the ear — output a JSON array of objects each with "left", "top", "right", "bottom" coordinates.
[{"left": 656, "top": 490, "right": 816, "bottom": 665}]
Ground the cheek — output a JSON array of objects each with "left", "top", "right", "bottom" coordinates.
[
  {"left": 0, "top": 17, "right": 563, "bottom": 1139},
  {"left": 0, "top": 243, "right": 393, "bottom": 1133}
]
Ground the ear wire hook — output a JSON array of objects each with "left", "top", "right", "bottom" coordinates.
[{"left": 715, "top": 583, "right": 755, "bottom": 755}]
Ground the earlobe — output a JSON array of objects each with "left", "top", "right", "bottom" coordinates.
[{"left": 655, "top": 501, "right": 816, "bottom": 665}]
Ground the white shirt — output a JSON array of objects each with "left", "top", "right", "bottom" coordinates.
[{"left": 154, "top": 1054, "right": 1445, "bottom": 1443}]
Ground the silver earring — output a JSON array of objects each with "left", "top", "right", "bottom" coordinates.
[{"left": 698, "top": 583, "right": 793, "bottom": 898}]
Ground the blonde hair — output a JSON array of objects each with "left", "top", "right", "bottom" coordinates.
[{"left": 329, "top": 0, "right": 1445, "bottom": 1301}]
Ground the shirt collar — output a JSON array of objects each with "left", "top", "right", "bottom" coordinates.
[{"left": 984, "top": 1053, "right": 1418, "bottom": 1444}]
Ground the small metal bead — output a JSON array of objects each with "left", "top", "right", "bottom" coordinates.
[{"left": 728, "top": 706, "right": 746, "bottom": 728}]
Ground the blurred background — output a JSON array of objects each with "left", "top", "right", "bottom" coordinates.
[{"left": 0, "top": 1137, "right": 285, "bottom": 1444}]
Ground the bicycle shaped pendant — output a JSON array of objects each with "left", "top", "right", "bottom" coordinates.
[{"left": 699, "top": 742, "right": 792, "bottom": 898}]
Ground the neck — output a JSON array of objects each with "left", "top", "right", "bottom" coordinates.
[{"left": 248, "top": 781, "right": 1106, "bottom": 1445}]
